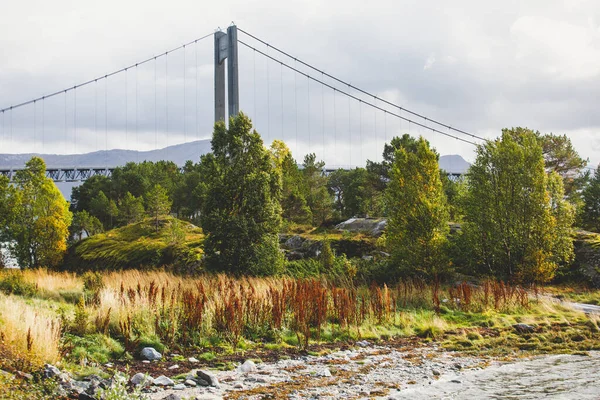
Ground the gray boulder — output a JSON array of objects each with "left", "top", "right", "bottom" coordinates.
[
  {"left": 44, "top": 364, "right": 61, "bottom": 379},
  {"left": 284, "top": 235, "right": 304, "bottom": 249},
  {"left": 196, "top": 370, "right": 220, "bottom": 388},
  {"left": 140, "top": 347, "right": 162, "bottom": 361},
  {"left": 130, "top": 372, "right": 153, "bottom": 386}
]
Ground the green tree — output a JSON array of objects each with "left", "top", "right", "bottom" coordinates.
[
  {"left": 441, "top": 174, "right": 467, "bottom": 222},
  {"left": 463, "top": 128, "right": 574, "bottom": 283},
  {"left": 539, "top": 132, "right": 587, "bottom": 196},
  {"left": 71, "top": 210, "right": 104, "bottom": 240},
  {"left": 89, "top": 191, "right": 118, "bottom": 229},
  {"left": 71, "top": 175, "right": 112, "bottom": 213},
  {"left": 270, "top": 140, "right": 312, "bottom": 224},
  {"left": 200, "top": 113, "right": 283, "bottom": 276},
  {"left": 146, "top": 184, "right": 172, "bottom": 232},
  {"left": 5, "top": 157, "right": 73, "bottom": 268},
  {"left": 173, "top": 160, "right": 205, "bottom": 222},
  {"left": 582, "top": 164, "right": 600, "bottom": 232},
  {"left": 366, "top": 134, "right": 439, "bottom": 216},
  {"left": 385, "top": 136, "right": 449, "bottom": 279},
  {"left": 118, "top": 192, "right": 145, "bottom": 225},
  {"left": 328, "top": 168, "right": 371, "bottom": 219},
  {"left": 302, "top": 153, "right": 332, "bottom": 225}
]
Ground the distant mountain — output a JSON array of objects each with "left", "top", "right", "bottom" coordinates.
[
  {"left": 0, "top": 140, "right": 213, "bottom": 200},
  {"left": 439, "top": 154, "right": 471, "bottom": 175},
  {"left": 0, "top": 140, "right": 213, "bottom": 169},
  {"left": 0, "top": 143, "right": 470, "bottom": 199}
]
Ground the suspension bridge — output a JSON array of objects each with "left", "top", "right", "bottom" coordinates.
[{"left": 0, "top": 24, "right": 483, "bottom": 182}]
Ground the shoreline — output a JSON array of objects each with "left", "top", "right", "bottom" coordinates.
[{"left": 129, "top": 342, "right": 600, "bottom": 399}]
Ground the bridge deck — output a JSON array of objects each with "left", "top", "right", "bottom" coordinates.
[{"left": 0, "top": 167, "right": 463, "bottom": 183}]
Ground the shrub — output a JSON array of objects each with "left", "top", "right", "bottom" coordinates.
[
  {"left": 65, "top": 333, "right": 125, "bottom": 364},
  {"left": 71, "top": 297, "right": 89, "bottom": 336},
  {"left": 0, "top": 272, "right": 37, "bottom": 297},
  {"left": 82, "top": 271, "right": 105, "bottom": 293}
]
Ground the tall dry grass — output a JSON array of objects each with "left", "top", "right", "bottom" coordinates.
[
  {"left": 21, "top": 268, "right": 82, "bottom": 293},
  {"left": 0, "top": 293, "right": 62, "bottom": 365},
  {"left": 1, "top": 269, "right": 533, "bottom": 353}
]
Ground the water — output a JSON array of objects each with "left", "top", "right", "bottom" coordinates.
[
  {"left": 0, "top": 243, "right": 19, "bottom": 268},
  {"left": 392, "top": 352, "right": 600, "bottom": 399}
]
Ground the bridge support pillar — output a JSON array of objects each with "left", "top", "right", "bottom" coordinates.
[
  {"left": 226, "top": 25, "right": 239, "bottom": 119},
  {"left": 214, "top": 31, "right": 227, "bottom": 123},
  {"left": 214, "top": 25, "right": 239, "bottom": 125}
]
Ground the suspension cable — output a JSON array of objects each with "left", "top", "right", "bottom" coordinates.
[
  {"left": 125, "top": 67, "right": 128, "bottom": 150},
  {"left": 195, "top": 40, "right": 199, "bottom": 151},
  {"left": 281, "top": 62, "right": 284, "bottom": 141},
  {"left": 348, "top": 92, "right": 352, "bottom": 168},
  {"left": 135, "top": 65, "right": 139, "bottom": 162},
  {"left": 359, "top": 99, "right": 362, "bottom": 165},
  {"left": 64, "top": 91, "right": 67, "bottom": 153},
  {"left": 95, "top": 79, "right": 98, "bottom": 152},
  {"left": 183, "top": 44, "right": 186, "bottom": 143},
  {"left": 253, "top": 48, "right": 257, "bottom": 123},
  {"left": 74, "top": 87, "right": 77, "bottom": 159},
  {"left": 154, "top": 57, "right": 158, "bottom": 150},
  {"left": 42, "top": 98, "right": 45, "bottom": 152},
  {"left": 239, "top": 40, "right": 477, "bottom": 146},
  {"left": 294, "top": 59, "right": 298, "bottom": 152},
  {"left": 165, "top": 52, "right": 169, "bottom": 155},
  {"left": 33, "top": 100, "right": 36, "bottom": 153},
  {"left": 0, "top": 32, "right": 213, "bottom": 113},
  {"left": 321, "top": 72, "right": 325, "bottom": 161},
  {"left": 105, "top": 77, "right": 108, "bottom": 169},
  {"left": 307, "top": 74, "right": 310, "bottom": 154},
  {"left": 238, "top": 28, "right": 485, "bottom": 142},
  {"left": 333, "top": 88, "right": 337, "bottom": 167}
]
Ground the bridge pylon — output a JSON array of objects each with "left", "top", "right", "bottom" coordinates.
[{"left": 214, "top": 25, "right": 239, "bottom": 124}]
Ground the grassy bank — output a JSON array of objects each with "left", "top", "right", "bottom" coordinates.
[
  {"left": 0, "top": 269, "right": 599, "bottom": 380},
  {"left": 63, "top": 217, "right": 204, "bottom": 271}
]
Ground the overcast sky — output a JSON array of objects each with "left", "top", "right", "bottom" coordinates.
[{"left": 1, "top": 0, "right": 599, "bottom": 168}]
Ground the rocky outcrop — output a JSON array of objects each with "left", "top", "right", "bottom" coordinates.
[{"left": 335, "top": 218, "right": 387, "bottom": 237}]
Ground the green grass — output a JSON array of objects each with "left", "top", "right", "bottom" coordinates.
[
  {"left": 65, "top": 217, "right": 204, "bottom": 270},
  {"left": 64, "top": 333, "right": 125, "bottom": 364},
  {"left": 546, "top": 283, "right": 600, "bottom": 306}
]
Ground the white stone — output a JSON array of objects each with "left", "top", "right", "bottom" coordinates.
[
  {"left": 153, "top": 375, "right": 175, "bottom": 386},
  {"left": 239, "top": 360, "right": 257, "bottom": 373}
]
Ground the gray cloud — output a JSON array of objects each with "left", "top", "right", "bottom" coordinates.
[{"left": 1, "top": 0, "right": 599, "bottom": 168}]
